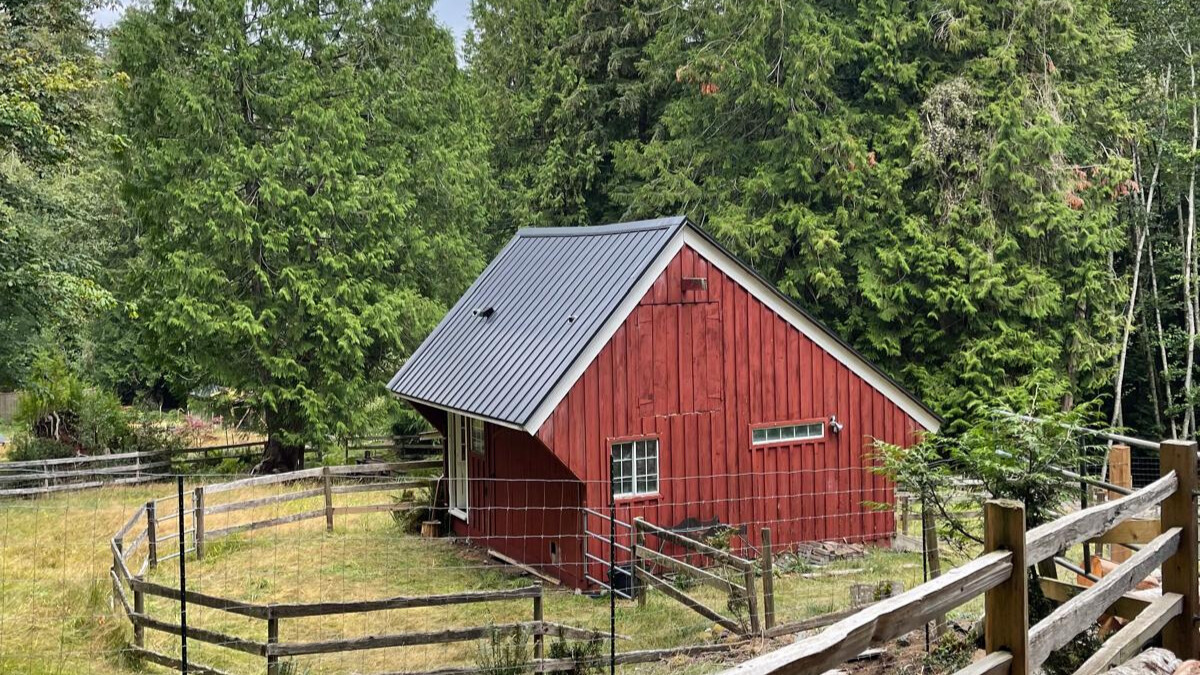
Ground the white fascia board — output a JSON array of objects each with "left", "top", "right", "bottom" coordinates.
[
  {"left": 523, "top": 228, "right": 689, "bottom": 435},
  {"left": 683, "top": 230, "right": 941, "bottom": 433}
]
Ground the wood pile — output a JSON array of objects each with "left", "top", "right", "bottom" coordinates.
[{"left": 793, "top": 541, "right": 866, "bottom": 564}]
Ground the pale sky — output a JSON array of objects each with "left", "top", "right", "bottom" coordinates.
[{"left": 91, "top": 0, "right": 474, "bottom": 53}]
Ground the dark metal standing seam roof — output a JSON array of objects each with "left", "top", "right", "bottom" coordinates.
[{"left": 387, "top": 217, "right": 687, "bottom": 428}]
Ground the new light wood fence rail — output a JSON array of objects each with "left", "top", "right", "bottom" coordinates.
[{"left": 720, "top": 439, "right": 1200, "bottom": 675}]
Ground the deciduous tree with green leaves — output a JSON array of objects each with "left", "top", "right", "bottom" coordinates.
[
  {"left": 112, "top": 0, "right": 492, "bottom": 470},
  {"left": 0, "top": 0, "right": 114, "bottom": 386}
]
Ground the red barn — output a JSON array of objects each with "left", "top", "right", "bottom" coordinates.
[{"left": 388, "top": 217, "right": 940, "bottom": 589}]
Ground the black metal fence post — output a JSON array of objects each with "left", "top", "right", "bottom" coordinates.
[{"left": 177, "top": 475, "right": 188, "bottom": 674}]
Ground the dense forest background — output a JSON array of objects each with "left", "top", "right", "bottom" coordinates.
[{"left": 4, "top": 0, "right": 1200, "bottom": 462}]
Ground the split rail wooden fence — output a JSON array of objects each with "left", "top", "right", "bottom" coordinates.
[
  {"left": 720, "top": 439, "right": 1200, "bottom": 675},
  {"left": 0, "top": 433, "right": 438, "bottom": 497},
  {"left": 631, "top": 517, "right": 769, "bottom": 636},
  {"left": 107, "top": 458, "right": 627, "bottom": 675}
]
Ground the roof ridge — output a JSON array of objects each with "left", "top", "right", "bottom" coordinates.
[{"left": 516, "top": 216, "right": 687, "bottom": 238}]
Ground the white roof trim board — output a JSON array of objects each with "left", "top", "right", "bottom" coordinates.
[{"left": 389, "top": 217, "right": 942, "bottom": 435}]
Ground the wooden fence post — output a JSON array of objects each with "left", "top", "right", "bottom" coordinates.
[
  {"left": 323, "top": 467, "right": 334, "bottom": 532},
  {"left": 266, "top": 608, "right": 280, "bottom": 675},
  {"left": 111, "top": 538, "right": 123, "bottom": 611},
  {"left": 532, "top": 581, "right": 544, "bottom": 659},
  {"left": 145, "top": 501, "right": 158, "bottom": 570},
  {"left": 133, "top": 586, "right": 144, "bottom": 647},
  {"left": 193, "top": 487, "right": 206, "bottom": 560},
  {"left": 1159, "top": 439, "right": 1198, "bottom": 659},
  {"left": 984, "top": 499, "right": 1027, "bottom": 675},
  {"left": 743, "top": 559, "right": 761, "bottom": 636},
  {"left": 636, "top": 530, "right": 647, "bottom": 608},
  {"left": 1108, "top": 444, "right": 1133, "bottom": 563},
  {"left": 760, "top": 527, "right": 776, "bottom": 631},
  {"left": 921, "top": 487, "right": 944, "bottom": 636}
]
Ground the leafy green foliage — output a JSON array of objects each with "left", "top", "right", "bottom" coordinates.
[
  {"left": 466, "top": 0, "right": 666, "bottom": 238},
  {"left": 0, "top": 0, "right": 117, "bottom": 386},
  {"left": 547, "top": 637, "right": 603, "bottom": 675},
  {"left": 877, "top": 407, "right": 1104, "bottom": 553},
  {"left": 111, "top": 0, "right": 492, "bottom": 468},
  {"left": 7, "top": 435, "right": 76, "bottom": 461},
  {"left": 15, "top": 350, "right": 84, "bottom": 426}
]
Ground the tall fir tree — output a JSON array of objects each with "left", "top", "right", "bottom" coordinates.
[
  {"left": 113, "top": 0, "right": 492, "bottom": 469},
  {"left": 614, "top": 0, "right": 1133, "bottom": 428},
  {"left": 466, "top": 0, "right": 666, "bottom": 238}
]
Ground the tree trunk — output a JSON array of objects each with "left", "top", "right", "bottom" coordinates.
[
  {"left": 256, "top": 436, "right": 305, "bottom": 474},
  {"left": 1144, "top": 311, "right": 1164, "bottom": 433},
  {"left": 1112, "top": 223, "right": 1148, "bottom": 427},
  {"left": 1149, "top": 237, "right": 1177, "bottom": 436},
  {"left": 254, "top": 405, "right": 306, "bottom": 474},
  {"left": 1183, "top": 45, "right": 1198, "bottom": 436}
]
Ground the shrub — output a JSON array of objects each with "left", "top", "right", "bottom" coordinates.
[
  {"left": 15, "top": 350, "right": 84, "bottom": 429},
  {"left": 75, "top": 388, "right": 133, "bottom": 454},
  {"left": 548, "top": 637, "right": 603, "bottom": 675},
  {"left": 474, "top": 625, "right": 532, "bottom": 675},
  {"left": 8, "top": 435, "right": 76, "bottom": 461}
]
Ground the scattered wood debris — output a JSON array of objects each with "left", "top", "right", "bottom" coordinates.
[{"left": 794, "top": 541, "right": 867, "bottom": 564}]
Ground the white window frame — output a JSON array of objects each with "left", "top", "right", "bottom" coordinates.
[
  {"left": 469, "top": 418, "right": 485, "bottom": 456},
  {"left": 446, "top": 413, "right": 474, "bottom": 520},
  {"left": 752, "top": 421, "right": 825, "bottom": 446},
  {"left": 611, "top": 438, "right": 659, "bottom": 498}
]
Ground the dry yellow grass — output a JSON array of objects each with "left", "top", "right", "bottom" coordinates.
[{"left": 1, "top": 480, "right": 935, "bottom": 675}]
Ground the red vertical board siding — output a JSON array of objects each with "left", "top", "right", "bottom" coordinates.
[
  {"left": 837, "top": 365, "right": 851, "bottom": 532},
  {"left": 848, "top": 373, "right": 863, "bottom": 540},
  {"left": 490, "top": 244, "right": 931, "bottom": 588},
  {"left": 482, "top": 426, "right": 586, "bottom": 588}
]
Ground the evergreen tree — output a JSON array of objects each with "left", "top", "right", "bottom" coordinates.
[
  {"left": 466, "top": 0, "right": 665, "bottom": 237},
  {"left": 112, "top": 0, "right": 492, "bottom": 470},
  {"left": 615, "top": 0, "right": 1132, "bottom": 429}
]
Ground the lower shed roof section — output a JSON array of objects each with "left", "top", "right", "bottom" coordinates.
[{"left": 387, "top": 217, "right": 688, "bottom": 429}]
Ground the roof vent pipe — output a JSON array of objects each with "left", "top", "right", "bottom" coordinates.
[{"left": 473, "top": 306, "right": 495, "bottom": 318}]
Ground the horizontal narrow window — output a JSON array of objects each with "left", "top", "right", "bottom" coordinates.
[{"left": 752, "top": 422, "right": 824, "bottom": 445}]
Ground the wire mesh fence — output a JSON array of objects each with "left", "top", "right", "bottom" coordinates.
[
  {"left": 11, "top": 434, "right": 1174, "bottom": 674},
  {"left": 0, "top": 454, "right": 981, "bottom": 675}
]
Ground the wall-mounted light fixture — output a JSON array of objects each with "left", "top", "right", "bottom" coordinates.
[{"left": 829, "top": 414, "right": 844, "bottom": 434}]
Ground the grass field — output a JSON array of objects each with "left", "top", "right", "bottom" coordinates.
[{"left": 0, "top": 480, "right": 948, "bottom": 675}]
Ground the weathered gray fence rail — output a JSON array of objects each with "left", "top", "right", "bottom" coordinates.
[
  {"left": 0, "top": 433, "right": 440, "bottom": 497},
  {"left": 108, "top": 459, "right": 660, "bottom": 675}
]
